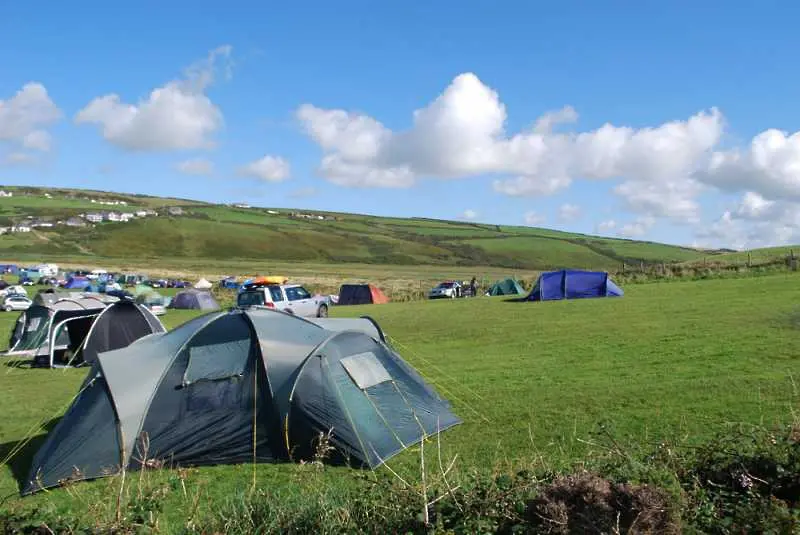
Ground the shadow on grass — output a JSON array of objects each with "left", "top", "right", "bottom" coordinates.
[
  {"left": 0, "top": 418, "right": 60, "bottom": 492},
  {"left": 2, "top": 357, "right": 34, "bottom": 369}
]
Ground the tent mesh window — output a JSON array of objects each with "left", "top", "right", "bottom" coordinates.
[
  {"left": 184, "top": 339, "right": 251, "bottom": 384},
  {"left": 340, "top": 351, "right": 392, "bottom": 390}
]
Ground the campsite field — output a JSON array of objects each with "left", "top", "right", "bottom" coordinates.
[{"left": 1, "top": 273, "right": 799, "bottom": 530}]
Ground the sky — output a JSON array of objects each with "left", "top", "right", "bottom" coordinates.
[{"left": 2, "top": 1, "right": 800, "bottom": 249}]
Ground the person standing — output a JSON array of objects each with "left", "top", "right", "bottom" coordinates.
[{"left": 470, "top": 276, "right": 477, "bottom": 297}]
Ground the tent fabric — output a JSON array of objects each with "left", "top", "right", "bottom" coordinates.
[
  {"left": 23, "top": 309, "right": 461, "bottom": 495},
  {"left": 5, "top": 298, "right": 110, "bottom": 364},
  {"left": 78, "top": 300, "right": 166, "bottom": 366},
  {"left": 526, "top": 270, "right": 624, "bottom": 301},
  {"left": 32, "top": 289, "right": 72, "bottom": 307},
  {"left": 337, "top": 284, "right": 390, "bottom": 306},
  {"left": 488, "top": 278, "right": 525, "bottom": 296},
  {"left": 64, "top": 276, "right": 91, "bottom": 290},
  {"left": 194, "top": 278, "right": 212, "bottom": 290},
  {"left": 169, "top": 289, "right": 220, "bottom": 310}
]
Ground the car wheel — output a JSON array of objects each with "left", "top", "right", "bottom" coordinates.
[
  {"left": 317, "top": 304, "right": 329, "bottom": 318},
  {"left": 4, "top": 305, "right": 11, "bottom": 312}
]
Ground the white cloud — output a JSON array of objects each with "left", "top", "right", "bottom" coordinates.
[
  {"left": 596, "top": 220, "right": 616, "bottom": 233},
  {"left": 523, "top": 210, "right": 546, "bottom": 226},
  {"left": 75, "top": 46, "right": 231, "bottom": 151},
  {"left": 558, "top": 203, "right": 582, "bottom": 222},
  {"left": 297, "top": 72, "right": 723, "bottom": 205},
  {"left": 460, "top": 209, "right": 478, "bottom": 220},
  {"left": 238, "top": 155, "right": 291, "bottom": 182},
  {"left": 695, "top": 192, "right": 800, "bottom": 249},
  {"left": 175, "top": 158, "right": 214, "bottom": 176},
  {"left": 617, "top": 216, "right": 655, "bottom": 238},
  {"left": 0, "top": 83, "right": 61, "bottom": 152},
  {"left": 698, "top": 129, "right": 800, "bottom": 201}
]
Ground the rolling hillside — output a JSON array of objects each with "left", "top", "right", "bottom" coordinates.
[{"left": 0, "top": 185, "right": 728, "bottom": 270}]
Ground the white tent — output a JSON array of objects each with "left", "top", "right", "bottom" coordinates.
[{"left": 194, "top": 278, "right": 212, "bottom": 290}]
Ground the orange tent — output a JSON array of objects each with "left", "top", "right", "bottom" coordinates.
[{"left": 337, "top": 284, "right": 390, "bottom": 305}]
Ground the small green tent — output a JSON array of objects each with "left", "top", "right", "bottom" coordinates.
[{"left": 488, "top": 278, "right": 525, "bottom": 296}]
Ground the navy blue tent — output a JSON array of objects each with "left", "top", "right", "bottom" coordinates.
[{"left": 526, "top": 270, "right": 623, "bottom": 301}]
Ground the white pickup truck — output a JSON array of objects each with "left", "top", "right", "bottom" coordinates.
[{"left": 236, "top": 283, "right": 329, "bottom": 318}]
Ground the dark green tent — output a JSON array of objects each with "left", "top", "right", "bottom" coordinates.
[
  {"left": 23, "top": 309, "right": 461, "bottom": 494},
  {"left": 488, "top": 278, "right": 525, "bottom": 296}
]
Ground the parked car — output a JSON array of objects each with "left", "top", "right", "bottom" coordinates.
[
  {"left": 3, "top": 295, "right": 32, "bottom": 312},
  {"left": 237, "top": 282, "right": 329, "bottom": 318},
  {"left": 143, "top": 302, "right": 166, "bottom": 316},
  {"left": 428, "top": 281, "right": 462, "bottom": 299},
  {"left": 20, "top": 278, "right": 35, "bottom": 286}
]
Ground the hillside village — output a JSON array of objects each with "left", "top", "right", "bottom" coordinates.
[{"left": 0, "top": 188, "right": 187, "bottom": 234}]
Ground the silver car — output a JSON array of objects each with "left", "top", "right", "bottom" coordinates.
[
  {"left": 428, "top": 281, "right": 462, "bottom": 299},
  {"left": 3, "top": 295, "right": 32, "bottom": 312}
]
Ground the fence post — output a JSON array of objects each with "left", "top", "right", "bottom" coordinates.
[
  {"left": 621, "top": 262, "right": 626, "bottom": 274},
  {"left": 747, "top": 252, "right": 752, "bottom": 268}
]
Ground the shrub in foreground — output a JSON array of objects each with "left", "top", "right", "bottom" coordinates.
[{"left": 2, "top": 423, "right": 799, "bottom": 533}]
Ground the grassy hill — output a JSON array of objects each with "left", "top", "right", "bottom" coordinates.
[{"left": 0, "top": 185, "right": 743, "bottom": 270}]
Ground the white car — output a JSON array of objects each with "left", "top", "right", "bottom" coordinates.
[
  {"left": 3, "top": 295, "right": 32, "bottom": 312},
  {"left": 237, "top": 283, "right": 329, "bottom": 318},
  {"left": 144, "top": 303, "right": 166, "bottom": 316},
  {"left": 428, "top": 281, "right": 462, "bottom": 299}
]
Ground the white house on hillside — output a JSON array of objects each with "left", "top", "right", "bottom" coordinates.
[
  {"left": 105, "top": 212, "right": 122, "bottom": 222},
  {"left": 0, "top": 190, "right": 13, "bottom": 197},
  {"left": 84, "top": 213, "right": 103, "bottom": 223}
]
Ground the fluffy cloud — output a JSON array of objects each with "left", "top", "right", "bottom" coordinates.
[
  {"left": 523, "top": 211, "right": 546, "bottom": 226},
  {"left": 460, "top": 209, "right": 478, "bottom": 220},
  {"left": 75, "top": 46, "right": 231, "bottom": 151},
  {"left": 697, "top": 130, "right": 800, "bottom": 202},
  {"left": 238, "top": 155, "right": 291, "bottom": 182},
  {"left": 596, "top": 220, "right": 616, "bottom": 233},
  {"left": 174, "top": 158, "right": 213, "bottom": 176},
  {"left": 0, "top": 83, "right": 61, "bottom": 154},
  {"left": 696, "top": 192, "right": 800, "bottom": 249},
  {"left": 296, "top": 73, "right": 723, "bottom": 214},
  {"left": 617, "top": 216, "right": 655, "bottom": 238},
  {"left": 558, "top": 203, "right": 582, "bottom": 222}
]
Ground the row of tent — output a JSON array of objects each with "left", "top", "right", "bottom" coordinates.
[
  {"left": 334, "top": 271, "right": 622, "bottom": 304},
  {"left": 12, "top": 307, "right": 461, "bottom": 495},
  {"left": 487, "top": 270, "right": 624, "bottom": 301}
]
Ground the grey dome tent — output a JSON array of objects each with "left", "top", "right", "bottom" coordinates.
[
  {"left": 168, "top": 289, "right": 220, "bottom": 310},
  {"left": 23, "top": 309, "right": 461, "bottom": 494},
  {"left": 74, "top": 300, "right": 166, "bottom": 367},
  {"left": 6, "top": 295, "right": 116, "bottom": 367}
]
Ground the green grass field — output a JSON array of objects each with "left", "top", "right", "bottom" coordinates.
[{"left": 0, "top": 273, "right": 798, "bottom": 530}]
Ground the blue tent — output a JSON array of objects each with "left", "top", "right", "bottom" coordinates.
[
  {"left": 64, "top": 276, "right": 91, "bottom": 290},
  {"left": 0, "top": 264, "right": 19, "bottom": 275},
  {"left": 526, "top": 270, "right": 623, "bottom": 301}
]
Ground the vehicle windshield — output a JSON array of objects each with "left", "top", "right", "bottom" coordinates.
[
  {"left": 237, "top": 291, "right": 266, "bottom": 307},
  {"left": 437, "top": 282, "right": 455, "bottom": 288}
]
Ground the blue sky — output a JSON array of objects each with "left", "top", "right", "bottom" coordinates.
[{"left": 2, "top": 1, "right": 800, "bottom": 249}]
